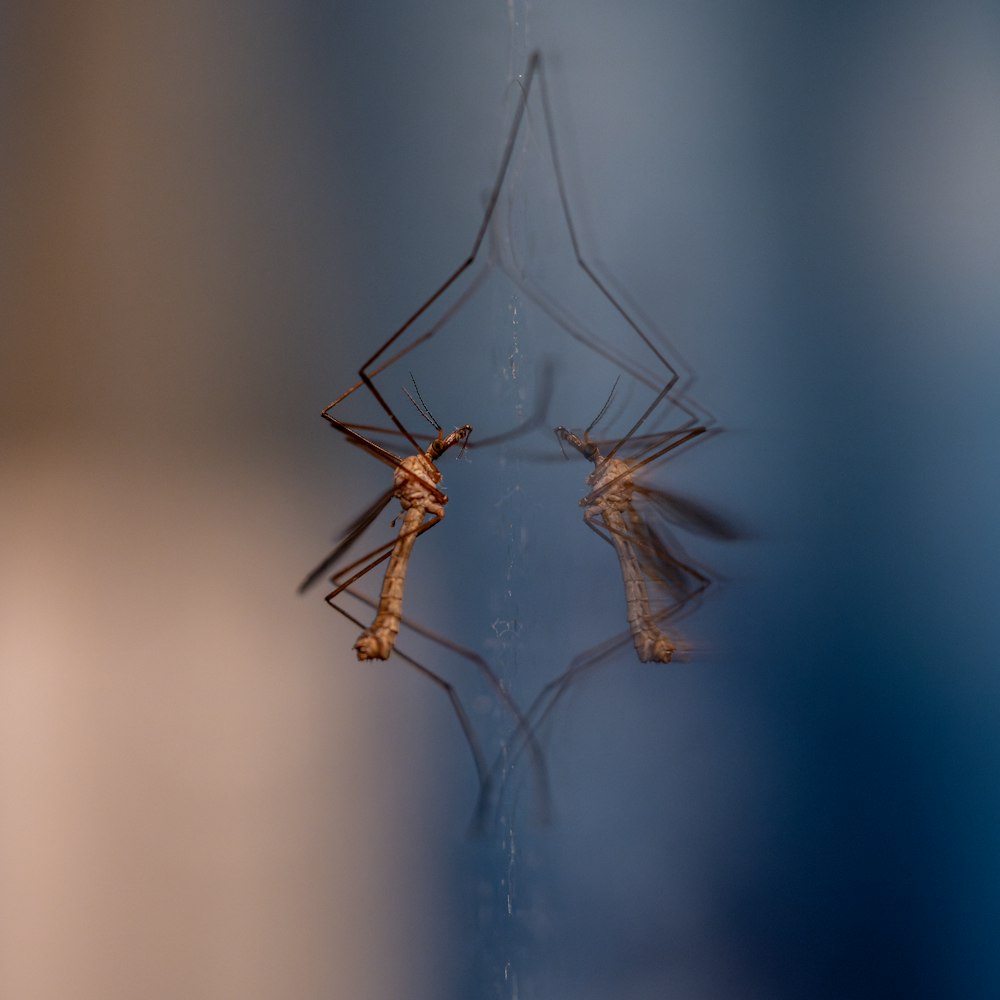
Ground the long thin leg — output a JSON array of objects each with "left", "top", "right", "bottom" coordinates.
[
  {"left": 499, "top": 563, "right": 712, "bottom": 793},
  {"left": 329, "top": 358, "right": 555, "bottom": 455},
  {"left": 318, "top": 58, "right": 543, "bottom": 453},
  {"left": 343, "top": 588, "right": 552, "bottom": 828},
  {"left": 298, "top": 488, "right": 395, "bottom": 594},
  {"left": 324, "top": 511, "right": 442, "bottom": 606},
  {"left": 517, "top": 55, "right": 697, "bottom": 459},
  {"left": 582, "top": 508, "right": 710, "bottom": 595},
  {"left": 583, "top": 425, "right": 708, "bottom": 508},
  {"left": 329, "top": 603, "right": 492, "bottom": 814},
  {"left": 320, "top": 54, "right": 704, "bottom": 462},
  {"left": 505, "top": 630, "right": 636, "bottom": 775}
]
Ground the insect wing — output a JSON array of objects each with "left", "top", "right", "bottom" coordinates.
[
  {"left": 298, "top": 488, "right": 395, "bottom": 594},
  {"left": 633, "top": 484, "right": 741, "bottom": 541},
  {"left": 626, "top": 510, "right": 702, "bottom": 600}
]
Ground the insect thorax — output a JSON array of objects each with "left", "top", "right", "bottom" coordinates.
[
  {"left": 394, "top": 453, "right": 443, "bottom": 510},
  {"left": 586, "top": 457, "right": 634, "bottom": 511}
]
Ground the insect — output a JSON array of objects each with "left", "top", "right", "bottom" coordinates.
[
  {"left": 486, "top": 414, "right": 738, "bottom": 797},
  {"left": 300, "top": 366, "right": 555, "bottom": 649},
  {"left": 300, "top": 380, "right": 552, "bottom": 821},
  {"left": 553, "top": 380, "right": 730, "bottom": 662},
  {"left": 302, "top": 50, "right": 721, "bottom": 812},
  {"left": 302, "top": 383, "right": 471, "bottom": 661}
]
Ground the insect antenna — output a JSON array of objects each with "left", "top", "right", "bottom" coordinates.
[
  {"left": 402, "top": 374, "right": 442, "bottom": 432},
  {"left": 586, "top": 375, "right": 621, "bottom": 435}
]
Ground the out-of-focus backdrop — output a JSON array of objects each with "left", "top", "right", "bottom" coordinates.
[{"left": 3, "top": 3, "right": 1000, "bottom": 999}]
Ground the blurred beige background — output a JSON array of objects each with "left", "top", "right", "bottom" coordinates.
[{"left": 0, "top": 6, "right": 453, "bottom": 998}]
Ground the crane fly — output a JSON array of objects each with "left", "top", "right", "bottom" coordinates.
[
  {"left": 299, "top": 378, "right": 468, "bottom": 660},
  {"left": 300, "top": 380, "right": 551, "bottom": 824},
  {"left": 333, "top": 585, "right": 552, "bottom": 831},
  {"left": 300, "top": 367, "right": 555, "bottom": 652},
  {"left": 485, "top": 409, "right": 739, "bottom": 811},
  {"left": 553, "top": 379, "right": 729, "bottom": 663}
]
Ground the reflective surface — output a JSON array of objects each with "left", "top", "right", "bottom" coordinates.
[{"left": 3, "top": 3, "right": 1000, "bottom": 999}]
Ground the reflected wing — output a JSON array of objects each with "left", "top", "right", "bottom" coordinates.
[
  {"left": 298, "top": 488, "right": 395, "bottom": 593},
  {"left": 626, "top": 509, "right": 705, "bottom": 599},
  {"left": 633, "top": 484, "right": 741, "bottom": 541}
]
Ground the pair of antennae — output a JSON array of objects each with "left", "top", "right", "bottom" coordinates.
[
  {"left": 402, "top": 374, "right": 441, "bottom": 432},
  {"left": 555, "top": 375, "right": 621, "bottom": 459},
  {"left": 587, "top": 375, "right": 621, "bottom": 435}
]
